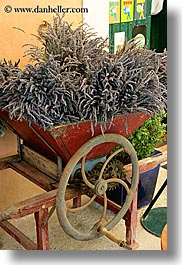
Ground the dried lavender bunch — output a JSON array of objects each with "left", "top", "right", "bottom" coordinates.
[
  {"left": 156, "top": 50, "right": 167, "bottom": 108},
  {"left": 116, "top": 43, "right": 167, "bottom": 114},
  {"left": 0, "top": 59, "right": 20, "bottom": 86},
  {"left": 0, "top": 48, "right": 167, "bottom": 131},
  {"left": 77, "top": 45, "right": 167, "bottom": 133},
  {"left": 0, "top": 17, "right": 167, "bottom": 133},
  {"left": 0, "top": 57, "right": 83, "bottom": 129},
  {"left": 23, "top": 14, "right": 108, "bottom": 71},
  {"left": 0, "top": 59, "right": 21, "bottom": 109}
]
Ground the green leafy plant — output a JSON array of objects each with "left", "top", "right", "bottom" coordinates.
[{"left": 128, "top": 112, "right": 167, "bottom": 160}]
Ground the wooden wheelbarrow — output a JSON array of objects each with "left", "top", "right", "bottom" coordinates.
[{"left": 0, "top": 110, "right": 167, "bottom": 250}]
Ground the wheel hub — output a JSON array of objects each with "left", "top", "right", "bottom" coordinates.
[{"left": 94, "top": 179, "right": 108, "bottom": 196}]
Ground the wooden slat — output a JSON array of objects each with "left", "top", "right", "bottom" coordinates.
[
  {"left": 0, "top": 155, "right": 19, "bottom": 171},
  {"left": 156, "top": 144, "right": 167, "bottom": 153},
  {"left": 7, "top": 160, "right": 56, "bottom": 191},
  {"left": 0, "top": 188, "right": 83, "bottom": 222},
  {"left": 21, "top": 145, "right": 58, "bottom": 180},
  {"left": 0, "top": 220, "right": 37, "bottom": 250},
  {"left": 124, "top": 148, "right": 167, "bottom": 177}
]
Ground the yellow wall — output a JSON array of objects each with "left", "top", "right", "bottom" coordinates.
[
  {"left": 0, "top": 0, "right": 83, "bottom": 68},
  {"left": 0, "top": 0, "right": 83, "bottom": 156},
  {"left": 0, "top": 0, "right": 83, "bottom": 209},
  {"left": 0, "top": 129, "right": 46, "bottom": 210},
  {"left": 0, "top": 129, "right": 17, "bottom": 158}
]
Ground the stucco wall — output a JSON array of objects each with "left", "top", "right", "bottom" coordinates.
[{"left": 0, "top": 0, "right": 83, "bottom": 68}]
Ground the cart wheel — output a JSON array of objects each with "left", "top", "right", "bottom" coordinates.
[{"left": 56, "top": 133, "right": 138, "bottom": 241}]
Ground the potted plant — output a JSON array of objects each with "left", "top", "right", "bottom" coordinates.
[
  {"left": 128, "top": 112, "right": 167, "bottom": 161},
  {"left": 107, "top": 112, "right": 167, "bottom": 208}
]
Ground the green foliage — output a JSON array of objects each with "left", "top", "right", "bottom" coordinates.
[{"left": 128, "top": 112, "right": 167, "bottom": 160}]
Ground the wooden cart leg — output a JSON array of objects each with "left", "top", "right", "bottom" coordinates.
[
  {"left": 73, "top": 195, "right": 82, "bottom": 208},
  {"left": 123, "top": 191, "right": 139, "bottom": 249},
  {"left": 34, "top": 208, "right": 50, "bottom": 250}
]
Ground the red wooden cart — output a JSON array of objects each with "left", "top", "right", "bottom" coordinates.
[{"left": 0, "top": 110, "right": 167, "bottom": 250}]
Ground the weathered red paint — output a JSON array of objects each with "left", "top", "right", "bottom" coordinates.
[
  {"left": 35, "top": 209, "right": 50, "bottom": 250},
  {"left": 0, "top": 186, "right": 84, "bottom": 250},
  {"left": 0, "top": 110, "right": 150, "bottom": 162}
]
